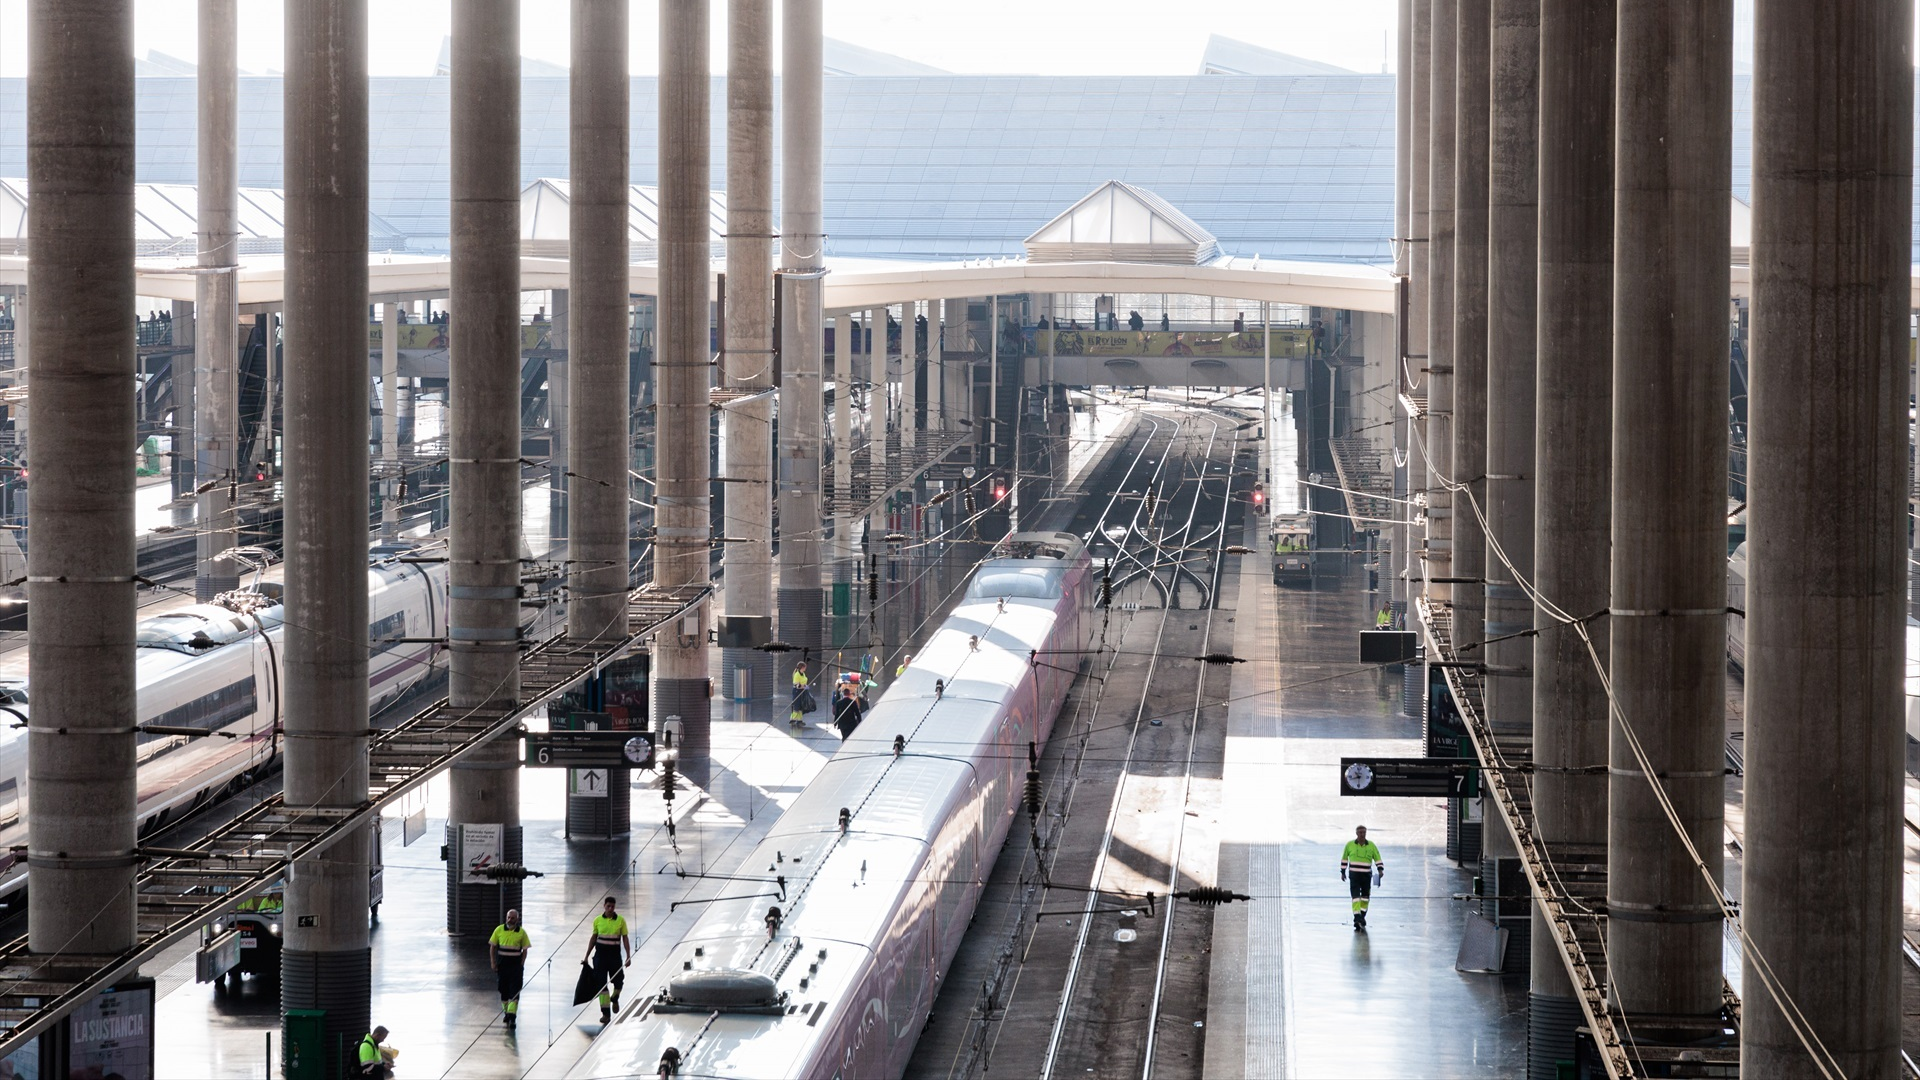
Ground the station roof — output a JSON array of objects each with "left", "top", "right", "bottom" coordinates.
[
  {"left": 0, "top": 177, "right": 404, "bottom": 258},
  {"left": 1024, "top": 181, "right": 1219, "bottom": 265},
  {"left": 520, "top": 178, "right": 729, "bottom": 261}
]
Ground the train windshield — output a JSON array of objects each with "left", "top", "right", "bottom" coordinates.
[
  {"left": 135, "top": 610, "right": 257, "bottom": 654},
  {"left": 966, "top": 564, "right": 1068, "bottom": 601}
]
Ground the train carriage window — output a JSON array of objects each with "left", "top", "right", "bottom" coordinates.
[
  {"left": 141, "top": 679, "right": 257, "bottom": 743},
  {"left": 0, "top": 777, "right": 19, "bottom": 829},
  {"left": 369, "top": 612, "right": 406, "bottom": 653}
]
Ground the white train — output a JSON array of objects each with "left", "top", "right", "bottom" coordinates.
[
  {"left": 0, "top": 550, "right": 449, "bottom": 899},
  {"left": 567, "top": 532, "right": 1096, "bottom": 1080},
  {"left": 1727, "top": 540, "right": 1920, "bottom": 740}
]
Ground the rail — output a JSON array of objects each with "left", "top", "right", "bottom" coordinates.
[
  {"left": 1420, "top": 599, "right": 1741, "bottom": 1079},
  {"left": 0, "top": 581, "right": 711, "bottom": 1057}
]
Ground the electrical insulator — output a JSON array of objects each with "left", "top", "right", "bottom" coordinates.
[
  {"left": 658, "top": 1047, "right": 682, "bottom": 1079},
  {"left": 934, "top": 679, "right": 945, "bottom": 699},
  {"left": 1147, "top": 490, "right": 1158, "bottom": 520},
  {"left": 868, "top": 571, "right": 879, "bottom": 605},
  {"left": 659, "top": 757, "right": 678, "bottom": 803},
  {"left": 1178, "top": 886, "right": 1253, "bottom": 907},
  {"left": 1024, "top": 769, "right": 1042, "bottom": 818},
  {"left": 765, "top": 905, "right": 783, "bottom": 938},
  {"left": 838, "top": 807, "right": 851, "bottom": 833},
  {"left": 892, "top": 734, "right": 905, "bottom": 757}
]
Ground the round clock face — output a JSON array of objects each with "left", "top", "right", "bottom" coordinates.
[
  {"left": 623, "top": 737, "right": 651, "bottom": 766},
  {"left": 1344, "top": 762, "right": 1374, "bottom": 791}
]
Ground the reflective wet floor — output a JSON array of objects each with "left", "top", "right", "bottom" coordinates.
[
  {"left": 1205, "top": 555, "right": 1527, "bottom": 1078},
  {"left": 151, "top": 719, "right": 842, "bottom": 1079}
]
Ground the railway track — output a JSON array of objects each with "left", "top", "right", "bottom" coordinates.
[{"left": 906, "top": 402, "right": 1256, "bottom": 1079}]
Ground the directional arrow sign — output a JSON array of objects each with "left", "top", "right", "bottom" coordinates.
[{"left": 1339, "top": 757, "right": 1477, "bottom": 799}]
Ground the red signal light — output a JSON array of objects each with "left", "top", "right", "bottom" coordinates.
[{"left": 993, "top": 482, "right": 1007, "bottom": 501}]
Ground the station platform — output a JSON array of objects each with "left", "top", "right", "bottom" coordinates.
[
  {"left": 1204, "top": 555, "right": 1527, "bottom": 1077},
  {"left": 149, "top": 718, "right": 843, "bottom": 1079}
]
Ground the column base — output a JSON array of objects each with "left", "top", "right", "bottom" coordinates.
[
  {"left": 1527, "top": 992, "right": 1582, "bottom": 1080},
  {"left": 567, "top": 767, "right": 632, "bottom": 838},
  {"left": 720, "top": 646, "right": 776, "bottom": 702},
  {"left": 282, "top": 946, "right": 371, "bottom": 1080},
  {"left": 776, "top": 585, "right": 824, "bottom": 691},
  {"left": 444, "top": 824, "right": 523, "bottom": 936},
  {"left": 654, "top": 676, "right": 712, "bottom": 759}
]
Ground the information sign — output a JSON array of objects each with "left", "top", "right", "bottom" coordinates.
[
  {"left": 524, "top": 729, "right": 655, "bottom": 769},
  {"left": 1339, "top": 757, "right": 1477, "bottom": 799}
]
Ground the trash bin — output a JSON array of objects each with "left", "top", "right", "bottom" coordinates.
[
  {"left": 282, "top": 1009, "right": 326, "bottom": 1080},
  {"left": 733, "top": 666, "right": 751, "bottom": 705}
]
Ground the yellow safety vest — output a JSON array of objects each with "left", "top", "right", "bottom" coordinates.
[
  {"left": 489, "top": 925, "right": 530, "bottom": 958},
  {"left": 592, "top": 914, "right": 628, "bottom": 948}
]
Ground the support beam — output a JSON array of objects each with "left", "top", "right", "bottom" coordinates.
[
  {"left": 26, "top": 0, "right": 137, "bottom": 961},
  {"left": 1532, "top": 4, "right": 1613, "bottom": 1064},
  {"left": 1407, "top": 0, "right": 1431, "bottom": 606},
  {"left": 281, "top": 0, "right": 371, "bottom": 1070},
  {"left": 1745, "top": 0, "right": 1912, "bottom": 1072},
  {"left": 722, "top": 0, "right": 774, "bottom": 704},
  {"left": 1452, "top": 0, "right": 1489, "bottom": 651},
  {"left": 196, "top": 0, "right": 239, "bottom": 592},
  {"left": 654, "top": 0, "right": 713, "bottom": 757},
  {"left": 568, "top": 0, "right": 629, "bottom": 650},
  {"left": 1608, "top": 0, "right": 1729, "bottom": 1019},
  {"left": 775, "top": 0, "right": 825, "bottom": 703},
  {"left": 446, "top": 0, "right": 523, "bottom": 933},
  {"left": 902, "top": 299, "right": 918, "bottom": 454},
  {"left": 381, "top": 300, "right": 399, "bottom": 536},
  {"left": 1485, "top": 0, "right": 1539, "bottom": 989},
  {"left": 1425, "top": 0, "right": 1457, "bottom": 605},
  {"left": 548, "top": 289, "right": 568, "bottom": 541},
  {"left": 834, "top": 313, "right": 853, "bottom": 573}
]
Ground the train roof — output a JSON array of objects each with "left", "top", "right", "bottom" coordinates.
[{"left": 993, "top": 530, "right": 1085, "bottom": 562}]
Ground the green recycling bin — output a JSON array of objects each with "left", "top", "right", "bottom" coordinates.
[{"left": 282, "top": 1009, "right": 326, "bottom": 1080}]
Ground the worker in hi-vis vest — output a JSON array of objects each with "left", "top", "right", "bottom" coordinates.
[
  {"left": 488, "top": 909, "right": 530, "bottom": 1032},
  {"left": 1340, "top": 825, "right": 1386, "bottom": 931}
]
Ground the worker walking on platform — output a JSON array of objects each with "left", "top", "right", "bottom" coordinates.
[
  {"left": 1340, "top": 826, "right": 1385, "bottom": 931},
  {"left": 789, "top": 661, "right": 812, "bottom": 729},
  {"left": 489, "top": 909, "right": 530, "bottom": 1032},
  {"left": 583, "top": 895, "right": 631, "bottom": 1024}
]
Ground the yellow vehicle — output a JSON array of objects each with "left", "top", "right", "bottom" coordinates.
[{"left": 1271, "top": 513, "right": 1314, "bottom": 586}]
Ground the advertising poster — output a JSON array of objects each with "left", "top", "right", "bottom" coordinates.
[
  {"left": 460, "top": 822, "right": 503, "bottom": 884},
  {"left": 1425, "top": 662, "right": 1468, "bottom": 759},
  {"left": 66, "top": 981, "right": 152, "bottom": 1080}
]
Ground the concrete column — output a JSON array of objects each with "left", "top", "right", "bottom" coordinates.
[
  {"left": 867, "top": 306, "right": 887, "bottom": 544},
  {"left": 833, "top": 314, "right": 854, "bottom": 573},
  {"left": 722, "top": 0, "right": 774, "bottom": 703},
  {"left": 1391, "top": 0, "right": 1413, "bottom": 616},
  {"left": 281, "top": 0, "right": 371, "bottom": 1068},
  {"left": 26, "top": 0, "right": 137, "bottom": 960},
  {"left": 1608, "top": 0, "right": 1729, "bottom": 1020},
  {"left": 548, "top": 288, "right": 567, "bottom": 541},
  {"left": 1396, "top": 0, "right": 1413, "bottom": 281},
  {"left": 381, "top": 300, "right": 399, "bottom": 536},
  {"left": 1745, "top": 0, "right": 1911, "bottom": 1072},
  {"left": 1488, "top": 0, "right": 1543, "bottom": 1017},
  {"left": 1407, "top": 0, "right": 1431, "bottom": 602},
  {"left": 1451, "top": 0, "right": 1488, "bottom": 649},
  {"left": 1531, "top": 4, "right": 1613, "bottom": 1066},
  {"left": 654, "top": 0, "right": 713, "bottom": 756},
  {"left": 568, "top": 0, "right": 630, "bottom": 649},
  {"left": 902, "top": 300, "right": 918, "bottom": 453},
  {"left": 1424, "top": 0, "right": 1455, "bottom": 605},
  {"left": 195, "top": 0, "right": 239, "bottom": 593},
  {"left": 447, "top": 0, "right": 523, "bottom": 933},
  {"left": 775, "top": 0, "right": 824, "bottom": 694},
  {"left": 170, "top": 300, "right": 197, "bottom": 528},
  {"left": 929, "top": 298, "right": 945, "bottom": 432}
]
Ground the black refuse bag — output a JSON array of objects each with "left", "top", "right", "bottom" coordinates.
[
  {"left": 572, "top": 961, "right": 602, "bottom": 1006},
  {"left": 793, "top": 687, "right": 817, "bottom": 714}
]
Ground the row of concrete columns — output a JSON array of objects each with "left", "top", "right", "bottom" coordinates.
[{"left": 1402, "top": 0, "right": 1911, "bottom": 1073}]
